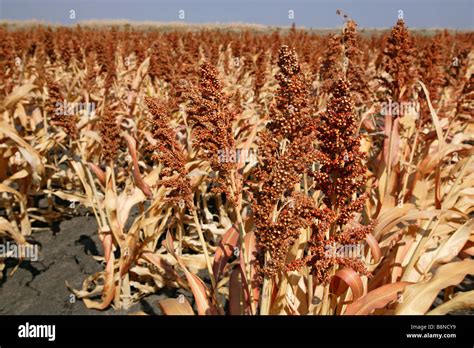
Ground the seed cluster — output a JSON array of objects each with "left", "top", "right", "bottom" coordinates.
[
  {"left": 95, "top": 34, "right": 116, "bottom": 91},
  {"left": 268, "top": 46, "right": 314, "bottom": 140},
  {"left": 418, "top": 32, "right": 450, "bottom": 125},
  {"left": 187, "top": 62, "right": 237, "bottom": 203},
  {"left": 146, "top": 97, "right": 193, "bottom": 209},
  {"left": 343, "top": 20, "right": 369, "bottom": 106},
  {"left": 46, "top": 77, "right": 78, "bottom": 140},
  {"left": 381, "top": 19, "right": 418, "bottom": 101},
  {"left": 43, "top": 28, "right": 57, "bottom": 64},
  {"left": 287, "top": 218, "right": 372, "bottom": 284},
  {"left": 313, "top": 79, "right": 367, "bottom": 210},
  {"left": 319, "top": 34, "right": 344, "bottom": 93},
  {"left": 98, "top": 107, "right": 121, "bottom": 163}
]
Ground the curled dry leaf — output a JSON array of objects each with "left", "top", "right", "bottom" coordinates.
[
  {"left": 159, "top": 298, "right": 195, "bottom": 315},
  {"left": 330, "top": 268, "right": 364, "bottom": 301},
  {"left": 344, "top": 282, "right": 412, "bottom": 315}
]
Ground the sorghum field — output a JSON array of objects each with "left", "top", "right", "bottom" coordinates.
[{"left": 0, "top": 18, "right": 473, "bottom": 315}]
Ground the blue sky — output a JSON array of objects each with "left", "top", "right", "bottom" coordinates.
[{"left": 1, "top": 0, "right": 473, "bottom": 28}]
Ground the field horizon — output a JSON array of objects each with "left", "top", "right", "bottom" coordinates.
[{"left": 1, "top": 19, "right": 473, "bottom": 35}]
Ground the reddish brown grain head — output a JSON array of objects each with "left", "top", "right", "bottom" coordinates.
[
  {"left": 187, "top": 62, "right": 237, "bottom": 202},
  {"left": 343, "top": 20, "right": 370, "bottom": 106},
  {"left": 98, "top": 107, "right": 120, "bottom": 163},
  {"left": 287, "top": 78, "right": 374, "bottom": 284},
  {"left": 146, "top": 96, "right": 193, "bottom": 209},
  {"left": 268, "top": 45, "right": 314, "bottom": 140},
  {"left": 319, "top": 34, "right": 344, "bottom": 93},
  {"left": 381, "top": 19, "right": 417, "bottom": 101},
  {"left": 46, "top": 77, "right": 78, "bottom": 140}
]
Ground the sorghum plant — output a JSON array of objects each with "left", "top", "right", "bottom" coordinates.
[
  {"left": 297, "top": 78, "right": 374, "bottom": 284},
  {"left": 252, "top": 45, "right": 318, "bottom": 279}
]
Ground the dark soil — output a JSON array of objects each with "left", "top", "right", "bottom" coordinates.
[{"left": 0, "top": 214, "right": 171, "bottom": 315}]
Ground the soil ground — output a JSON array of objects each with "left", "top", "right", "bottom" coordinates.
[{"left": 0, "top": 214, "right": 177, "bottom": 315}]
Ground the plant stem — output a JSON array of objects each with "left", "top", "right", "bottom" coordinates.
[
  {"left": 260, "top": 260, "right": 272, "bottom": 315},
  {"left": 191, "top": 209, "right": 220, "bottom": 306}
]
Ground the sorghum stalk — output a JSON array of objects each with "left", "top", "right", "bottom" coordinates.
[
  {"left": 146, "top": 95, "right": 221, "bottom": 307},
  {"left": 187, "top": 63, "right": 253, "bottom": 308},
  {"left": 291, "top": 78, "right": 374, "bottom": 286},
  {"left": 251, "top": 46, "right": 319, "bottom": 313}
]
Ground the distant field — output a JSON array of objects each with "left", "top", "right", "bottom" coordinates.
[{"left": 1, "top": 19, "right": 472, "bottom": 36}]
